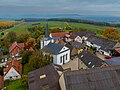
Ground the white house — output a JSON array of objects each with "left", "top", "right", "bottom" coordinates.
[
  {"left": 64, "top": 34, "right": 82, "bottom": 43},
  {"left": 42, "top": 43, "right": 70, "bottom": 65},
  {"left": 4, "top": 60, "right": 22, "bottom": 80}
]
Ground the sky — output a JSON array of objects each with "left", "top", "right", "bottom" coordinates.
[{"left": 0, "top": 0, "right": 120, "bottom": 17}]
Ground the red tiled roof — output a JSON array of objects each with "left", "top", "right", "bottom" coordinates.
[
  {"left": 4, "top": 60, "right": 22, "bottom": 75},
  {"left": 9, "top": 42, "right": 25, "bottom": 53},
  {"left": 0, "top": 75, "right": 4, "bottom": 89},
  {"left": 69, "top": 34, "right": 77, "bottom": 39},
  {"left": 58, "top": 40, "right": 66, "bottom": 45},
  {"left": 51, "top": 32, "right": 68, "bottom": 38}
]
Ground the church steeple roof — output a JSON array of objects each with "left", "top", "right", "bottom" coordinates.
[{"left": 45, "top": 22, "right": 49, "bottom": 38}]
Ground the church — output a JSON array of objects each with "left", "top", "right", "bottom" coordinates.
[{"left": 40, "top": 23, "right": 70, "bottom": 65}]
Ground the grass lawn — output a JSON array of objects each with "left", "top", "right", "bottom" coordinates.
[
  {"left": 5, "top": 79, "right": 28, "bottom": 90},
  {"left": 23, "top": 64, "right": 29, "bottom": 75}
]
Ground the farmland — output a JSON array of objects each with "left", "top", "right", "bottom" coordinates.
[{"left": 0, "top": 21, "right": 120, "bottom": 39}]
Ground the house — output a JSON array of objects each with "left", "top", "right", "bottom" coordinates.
[
  {"left": 109, "top": 47, "right": 120, "bottom": 57},
  {"left": 0, "top": 75, "right": 4, "bottom": 89},
  {"left": 77, "top": 50, "right": 107, "bottom": 69},
  {"left": 64, "top": 34, "right": 82, "bottom": 43},
  {"left": 42, "top": 43, "right": 70, "bottom": 65},
  {"left": 86, "top": 35, "right": 120, "bottom": 56},
  {"left": 9, "top": 42, "right": 25, "bottom": 57},
  {"left": 50, "top": 32, "right": 68, "bottom": 39},
  {"left": 105, "top": 57, "right": 120, "bottom": 66},
  {"left": 59, "top": 65, "right": 120, "bottom": 90},
  {"left": 72, "top": 31, "right": 95, "bottom": 41},
  {"left": 4, "top": 60, "right": 22, "bottom": 80},
  {"left": 69, "top": 41, "right": 86, "bottom": 54},
  {"left": 28, "top": 64, "right": 61, "bottom": 90}
]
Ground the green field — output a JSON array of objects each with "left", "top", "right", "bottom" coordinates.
[{"left": 1, "top": 21, "right": 120, "bottom": 39}]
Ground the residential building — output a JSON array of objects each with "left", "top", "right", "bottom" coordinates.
[
  {"left": 28, "top": 64, "right": 61, "bottom": 90},
  {"left": 59, "top": 65, "right": 120, "bottom": 90},
  {"left": 4, "top": 60, "right": 22, "bottom": 80},
  {"left": 72, "top": 31, "right": 95, "bottom": 41},
  {"left": 50, "top": 32, "right": 68, "bottom": 39},
  {"left": 109, "top": 47, "right": 120, "bottom": 57},
  {"left": 9, "top": 41, "right": 24, "bottom": 57},
  {"left": 64, "top": 34, "right": 82, "bottom": 43},
  {"left": 77, "top": 50, "right": 107, "bottom": 69},
  {"left": 86, "top": 35, "right": 120, "bottom": 56},
  {"left": 0, "top": 75, "right": 4, "bottom": 89},
  {"left": 42, "top": 43, "right": 70, "bottom": 65},
  {"left": 69, "top": 41, "right": 86, "bottom": 54}
]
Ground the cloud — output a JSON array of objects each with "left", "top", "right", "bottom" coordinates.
[{"left": 0, "top": 0, "right": 120, "bottom": 16}]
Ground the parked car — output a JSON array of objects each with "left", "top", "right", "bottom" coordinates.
[{"left": 105, "top": 56, "right": 112, "bottom": 59}]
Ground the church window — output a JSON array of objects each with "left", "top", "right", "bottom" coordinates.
[{"left": 60, "top": 56, "right": 62, "bottom": 63}]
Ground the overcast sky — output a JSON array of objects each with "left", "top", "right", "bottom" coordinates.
[{"left": 0, "top": 0, "right": 120, "bottom": 17}]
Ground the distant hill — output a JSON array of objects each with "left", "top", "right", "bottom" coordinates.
[
  {"left": 19, "top": 18, "right": 120, "bottom": 28},
  {"left": 1, "top": 14, "right": 120, "bottom": 23}
]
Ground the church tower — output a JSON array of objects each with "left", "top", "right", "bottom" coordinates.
[{"left": 40, "top": 22, "right": 51, "bottom": 49}]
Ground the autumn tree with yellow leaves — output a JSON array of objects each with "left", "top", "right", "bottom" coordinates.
[{"left": 103, "top": 28, "right": 120, "bottom": 40}]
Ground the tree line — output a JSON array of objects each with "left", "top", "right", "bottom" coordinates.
[{"left": 19, "top": 18, "right": 120, "bottom": 28}]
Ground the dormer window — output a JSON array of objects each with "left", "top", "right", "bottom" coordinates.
[
  {"left": 40, "top": 74, "right": 46, "bottom": 79},
  {"left": 92, "top": 65, "right": 95, "bottom": 68},
  {"left": 88, "top": 62, "right": 91, "bottom": 65},
  {"left": 81, "top": 55, "right": 84, "bottom": 58}
]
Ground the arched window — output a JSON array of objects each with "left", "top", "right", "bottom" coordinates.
[{"left": 60, "top": 56, "right": 62, "bottom": 63}]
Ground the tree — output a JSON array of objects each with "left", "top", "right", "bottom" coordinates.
[
  {"left": 103, "top": 28, "right": 120, "bottom": 40},
  {"left": 28, "top": 50, "right": 53, "bottom": 71},
  {"left": 25, "top": 38, "right": 36, "bottom": 49},
  {"left": 17, "top": 33, "right": 31, "bottom": 43},
  {"left": 21, "top": 75, "right": 28, "bottom": 87},
  {"left": 20, "top": 51, "right": 33, "bottom": 65},
  {"left": 6, "top": 31, "right": 17, "bottom": 43}
]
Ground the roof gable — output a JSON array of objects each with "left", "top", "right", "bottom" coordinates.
[
  {"left": 9, "top": 42, "right": 24, "bottom": 52},
  {"left": 4, "top": 60, "right": 22, "bottom": 75},
  {"left": 59, "top": 46, "right": 69, "bottom": 53},
  {"left": 4, "top": 67, "right": 20, "bottom": 78}
]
